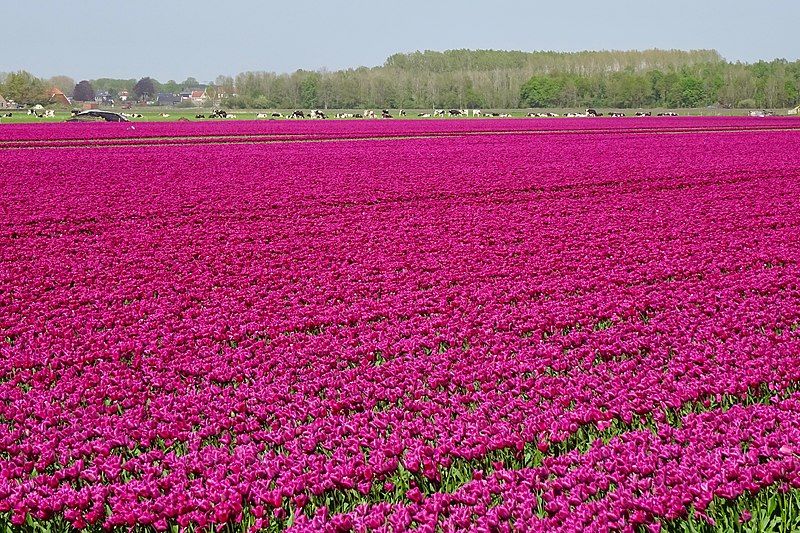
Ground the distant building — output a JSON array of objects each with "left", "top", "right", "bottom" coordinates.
[
  {"left": 156, "top": 92, "right": 181, "bottom": 106},
  {"left": 215, "top": 86, "right": 236, "bottom": 100},
  {"left": 95, "top": 91, "right": 115, "bottom": 106},
  {"left": 175, "top": 87, "right": 211, "bottom": 105},
  {"left": 0, "top": 94, "right": 8, "bottom": 108},
  {"left": 119, "top": 91, "right": 129, "bottom": 102},
  {"left": 190, "top": 89, "right": 207, "bottom": 105},
  {"left": 49, "top": 87, "right": 71, "bottom": 107}
]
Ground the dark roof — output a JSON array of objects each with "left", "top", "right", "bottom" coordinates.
[{"left": 156, "top": 92, "right": 181, "bottom": 105}]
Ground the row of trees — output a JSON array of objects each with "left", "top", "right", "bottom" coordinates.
[
  {"left": 519, "top": 62, "right": 800, "bottom": 109},
  {"left": 0, "top": 73, "right": 202, "bottom": 105},
  {"left": 224, "top": 51, "right": 800, "bottom": 110},
  {"left": 3, "top": 49, "right": 800, "bottom": 109}
]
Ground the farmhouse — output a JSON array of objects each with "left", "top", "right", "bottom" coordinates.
[
  {"left": 191, "top": 89, "right": 207, "bottom": 104},
  {"left": 0, "top": 94, "right": 8, "bottom": 108},
  {"left": 49, "top": 87, "right": 71, "bottom": 107}
]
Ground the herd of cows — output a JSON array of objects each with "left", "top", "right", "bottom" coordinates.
[
  {"left": 239, "top": 108, "right": 682, "bottom": 120},
  {"left": 0, "top": 107, "right": 686, "bottom": 122}
]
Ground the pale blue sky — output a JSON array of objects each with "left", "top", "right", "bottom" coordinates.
[{"left": 2, "top": 0, "right": 798, "bottom": 82}]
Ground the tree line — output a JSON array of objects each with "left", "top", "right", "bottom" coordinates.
[{"left": 2, "top": 49, "right": 799, "bottom": 109}]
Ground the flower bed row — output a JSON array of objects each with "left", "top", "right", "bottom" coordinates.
[{"left": 2, "top": 122, "right": 800, "bottom": 530}]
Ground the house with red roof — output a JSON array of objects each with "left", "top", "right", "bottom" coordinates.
[{"left": 49, "top": 87, "right": 71, "bottom": 107}]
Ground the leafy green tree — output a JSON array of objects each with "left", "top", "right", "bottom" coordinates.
[
  {"left": 677, "top": 75, "right": 706, "bottom": 107},
  {"left": 48, "top": 75, "right": 75, "bottom": 96},
  {"left": 785, "top": 80, "right": 799, "bottom": 106},
  {"left": 520, "top": 76, "right": 564, "bottom": 107},
  {"left": 0, "top": 71, "right": 47, "bottom": 105},
  {"left": 299, "top": 73, "right": 320, "bottom": 108},
  {"left": 90, "top": 78, "right": 136, "bottom": 94}
]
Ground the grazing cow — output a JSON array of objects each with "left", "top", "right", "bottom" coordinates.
[
  {"left": 256, "top": 113, "right": 269, "bottom": 118},
  {"left": 309, "top": 109, "right": 326, "bottom": 119},
  {"left": 433, "top": 109, "right": 445, "bottom": 117},
  {"left": 196, "top": 114, "right": 206, "bottom": 118},
  {"left": 635, "top": 111, "right": 652, "bottom": 117},
  {"left": 271, "top": 113, "right": 283, "bottom": 118},
  {"left": 448, "top": 109, "right": 462, "bottom": 116},
  {"left": 398, "top": 109, "right": 406, "bottom": 117},
  {"left": 609, "top": 112, "right": 626, "bottom": 117},
  {"left": 290, "top": 110, "right": 305, "bottom": 119},
  {"left": 159, "top": 113, "right": 170, "bottom": 117},
  {"left": 418, "top": 113, "right": 431, "bottom": 117},
  {"left": 586, "top": 108, "right": 599, "bottom": 117},
  {"left": 363, "top": 109, "right": 376, "bottom": 119},
  {"left": 44, "top": 110, "right": 55, "bottom": 117},
  {"left": 381, "top": 109, "right": 392, "bottom": 118},
  {"left": 526, "top": 113, "right": 537, "bottom": 117},
  {"left": 472, "top": 109, "right": 481, "bottom": 117}
]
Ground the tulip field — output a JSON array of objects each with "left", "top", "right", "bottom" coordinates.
[{"left": 3, "top": 117, "right": 800, "bottom": 531}]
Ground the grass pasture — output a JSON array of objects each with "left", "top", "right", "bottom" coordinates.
[{"left": 0, "top": 106, "right": 794, "bottom": 124}]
